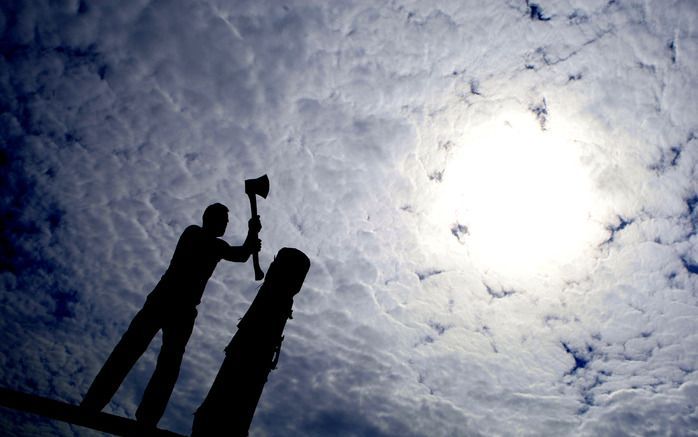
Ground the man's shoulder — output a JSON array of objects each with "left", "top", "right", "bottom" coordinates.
[
  {"left": 181, "top": 225, "right": 228, "bottom": 248},
  {"left": 183, "top": 224, "right": 202, "bottom": 233},
  {"left": 177, "top": 225, "right": 202, "bottom": 243}
]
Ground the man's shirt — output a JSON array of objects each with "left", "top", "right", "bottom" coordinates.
[{"left": 150, "top": 225, "right": 231, "bottom": 307}]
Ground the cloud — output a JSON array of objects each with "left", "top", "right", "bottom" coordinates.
[{"left": 1, "top": 0, "right": 697, "bottom": 436}]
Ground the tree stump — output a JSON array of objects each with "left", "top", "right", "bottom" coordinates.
[{"left": 192, "top": 247, "right": 310, "bottom": 437}]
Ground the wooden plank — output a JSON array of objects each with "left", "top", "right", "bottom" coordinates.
[{"left": 0, "top": 387, "right": 186, "bottom": 437}]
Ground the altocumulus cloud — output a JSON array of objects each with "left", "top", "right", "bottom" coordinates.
[{"left": 1, "top": 0, "right": 697, "bottom": 436}]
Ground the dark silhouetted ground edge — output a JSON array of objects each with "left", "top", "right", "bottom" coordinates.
[{"left": 0, "top": 386, "right": 185, "bottom": 437}]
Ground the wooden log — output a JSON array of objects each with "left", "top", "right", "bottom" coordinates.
[
  {"left": 0, "top": 386, "right": 185, "bottom": 437},
  {"left": 192, "top": 247, "right": 310, "bottom": 437}
]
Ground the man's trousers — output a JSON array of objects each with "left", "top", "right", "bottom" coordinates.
[{"left": 81, "top": 298, "right": 197, "bottom": 426}]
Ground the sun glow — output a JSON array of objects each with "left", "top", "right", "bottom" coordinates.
[{"left": 432, "top": 110, "right": 600, "bottom": 279}]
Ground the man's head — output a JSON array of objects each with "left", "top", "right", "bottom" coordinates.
[{"left": 202, "top": 203, "right": 229, "bottom": 236}]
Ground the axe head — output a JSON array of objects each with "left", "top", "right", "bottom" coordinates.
[{"left": 245, "top": 174, "right": 269, "bottom": 199}]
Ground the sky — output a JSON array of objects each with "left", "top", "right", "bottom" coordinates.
[{"left": 0, "top": 0, "right": 697, "bottom": 436}]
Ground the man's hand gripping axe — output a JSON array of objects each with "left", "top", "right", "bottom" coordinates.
[{"left": 245, "top": 175, "right": 269, "bottom": 280}]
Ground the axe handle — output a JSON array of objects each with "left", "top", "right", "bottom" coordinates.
[{"left": 247, "top": 193, "right": 264, "bottom": 281}]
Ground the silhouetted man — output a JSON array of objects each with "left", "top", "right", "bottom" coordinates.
[{"left": 81, "top": 203, "right": 261, "bottom": 427}]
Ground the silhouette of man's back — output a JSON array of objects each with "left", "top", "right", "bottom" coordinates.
[
  {"left": 81, "top": 203, "right": 261, "bottom": 427},
  {"left": 153, "top": 224, "right": 233, "bottom": 307}
]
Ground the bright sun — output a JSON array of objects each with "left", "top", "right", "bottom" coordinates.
[{"left": 431, "top": 110, "right": 601, "bottom": 280}]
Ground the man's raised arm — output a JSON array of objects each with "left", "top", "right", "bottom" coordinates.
[{"left": 222, "top": 216, "right": 261, "bottom": 262}]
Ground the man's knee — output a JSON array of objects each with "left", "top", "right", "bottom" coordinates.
[
  {"left": 158, "top": 334, "right": 190, "bottom": 365},
  {"left": 161, "top": 341, "right": 187, "bottom": 358}
]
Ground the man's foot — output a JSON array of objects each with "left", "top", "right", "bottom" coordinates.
[
  {"left": 79, "top": 397, "right": 102, "bottom": 412},
  {"left": 135, "top": 414, "right": 159, "bottom": 428}
]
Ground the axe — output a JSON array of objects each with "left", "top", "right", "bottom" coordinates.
[{"left": 245, "top": 174, "right": 269, "bottom": 280}]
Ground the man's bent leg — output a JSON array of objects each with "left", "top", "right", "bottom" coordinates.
[
  {"left": 82, "top": 304, "right": 161, "bottom": 411},
  {"left": 135, "top": 307, "right": 197, "bottom": 426}
]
